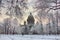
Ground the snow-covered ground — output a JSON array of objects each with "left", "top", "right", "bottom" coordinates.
[{"left": 0, "top": 35, "right": 60, "bottom": 40}]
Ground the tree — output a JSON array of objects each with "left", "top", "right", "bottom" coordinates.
[
  {"left": 15, "top": 5, "right": 23, "bottom": 18},
  {"left": 0, "top": 0, "right": 2, "bottom": 14},
  {"left": 34, "top": 0, "right": 60, "bottom": 34},
  {"left": 0, "top": 0, "right": 2, "bottom": 5},
  {"left": 15, "top": 0, "right": 28, "bottom": 18},
  {"left": 3, "top": 18, "right": 11, "bottom": 34}
]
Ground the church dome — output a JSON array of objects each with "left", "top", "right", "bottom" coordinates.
[{"left": 27, "top": 13, "right": 35, "bottom": 24}]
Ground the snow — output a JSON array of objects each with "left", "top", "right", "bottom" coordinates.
[{"left": 0, "top": 35, "right": 60, "bottom": 40}]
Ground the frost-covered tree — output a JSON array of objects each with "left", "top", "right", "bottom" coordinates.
[
  {"left": 15, "top": 0, "right": 28, "bottom": 18},
  {"left": 3, "top": 17, "right": 19, "bottom": 34},
  {"left": 3, "top": 18, "right": 11, "bottom": 34},
  {"left": 0, "top": 0, "right": 2, "bottom": 5},
  {"left": 34, "top": 0, "right": 60, "bottom": 34},
  {"left": 0, "top": 0, "right": 2, "bottom": 14},
  {"left": 6, "top": 0, "right": 28, "bottom": 19}
]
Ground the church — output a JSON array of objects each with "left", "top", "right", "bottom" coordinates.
[
  {"left": 21, "top": 13, "right": 35, "bottom": 34},
  {"left": 14, "top": 13, "right": 43, "bottom": 35}
]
